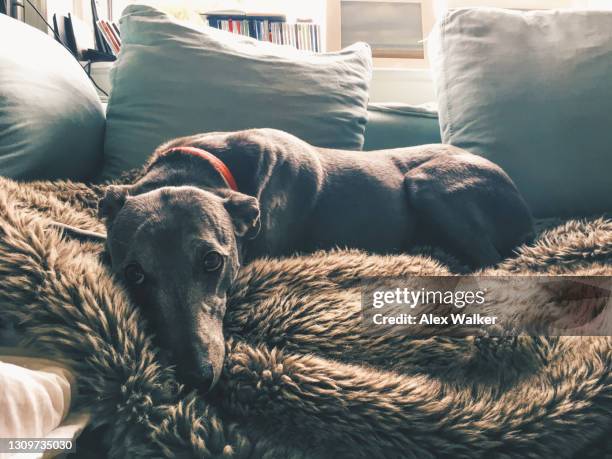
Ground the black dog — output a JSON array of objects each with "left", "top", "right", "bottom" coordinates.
[{"left": 58, "top": 128, "right": 534, "bottom": 390}]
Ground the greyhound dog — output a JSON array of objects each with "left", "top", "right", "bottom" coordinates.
[{"left": 57, "top": 128, "right": 534, "bottom": 391}]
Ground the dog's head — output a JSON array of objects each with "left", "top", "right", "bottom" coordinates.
[{"left": 99, "top": 184, "right": 260, "bottom": 390}]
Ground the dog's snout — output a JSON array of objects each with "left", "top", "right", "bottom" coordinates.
[
  {"left": 173, "top": 335, "right": 221, "bottom": 392},
  {"left": 151, "top": 299, "right": 226, "bottom": 393},
  {"left": 178, "top": 362, "right": 215, "bottom": 391}
]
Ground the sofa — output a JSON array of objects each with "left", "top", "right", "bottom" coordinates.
[{"left": 0, "top": 6, "right": 610, "bottom": 458}]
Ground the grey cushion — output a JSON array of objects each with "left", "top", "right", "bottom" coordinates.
[
  {"left": 364, "top": 103, "right": 441, "bottom": 150},
  {"left": 0, "top": 15, "right": 105, "bottom": 181},
  {"left": 429, "top": 8, "right": 612, "bottom": 217},
  {"left": 101, "top": 4, "right": 372, "bottom": 181}
]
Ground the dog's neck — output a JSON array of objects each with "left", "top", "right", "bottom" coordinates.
[
  {"left": 156, "top": 147, "right": 239, "bottom": 192},
  {"left": 137, "top": 148, "right": 240, "bottom": 198}
]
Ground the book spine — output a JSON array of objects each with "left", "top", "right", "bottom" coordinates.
[
  {"left": 106, "top": 20, "right": 122, "bottom": 49},
  {"left": 310, "top": 24, "right": 315, "bottom": 52},
  {"left": 64, "top": 14, "right": 78, "bottom": 55},
  {"left": 204, "top": 14, "right": 320, "bottom": 52},
  {"left": 107, "top": 20, "right": 122, "bottom": 52},
  {"left": 96, "top": 21, "right": 113, "bottom": 54},
  {"left": 111, "top": 22, "right": 121, "bottom": 38},
  {"left": 52, "top": 13, "right": 60, "bottom": 44},
  {"left": 90, "top": 0, "right": 107, "bottom": 53},
  {"left": 99, "top": 20, "right": 120, "bottom": 54},
  {"left": 302, "top": 25, "right": 307, "bottom": 51}
]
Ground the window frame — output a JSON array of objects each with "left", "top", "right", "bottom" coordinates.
[{"left": 326, "top": 0, "right": 435, "bottom": 69}]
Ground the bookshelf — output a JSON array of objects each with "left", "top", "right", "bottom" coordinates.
[{"left": 203, "top": 11, "right": 323, "bottom": 52}]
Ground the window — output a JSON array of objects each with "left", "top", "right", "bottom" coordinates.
[
  {"left": 107, "top": 0, "right": 612, "bottom": 68},
  {"left": 330, "top": 0, "right": 612, "bottom": 68},
  {"left": 340, "top": 1, "right": 424, "bottom": 58},
  {"left": 327, "top": 0, "right": 434, "bottom": 68}
]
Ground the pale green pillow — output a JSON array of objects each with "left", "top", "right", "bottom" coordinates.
[
  {"left": 429, "top": 8, "right": 612, "bottom": 217},
  {"left": 101, "top": 4, "right": 372, "bottom": 181}
]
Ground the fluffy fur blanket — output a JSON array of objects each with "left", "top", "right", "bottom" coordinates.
[{"left": 0, "top": 177, "right": 610, "bottom": 458}]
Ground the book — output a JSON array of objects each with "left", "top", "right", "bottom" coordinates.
[
  {"left": 52, "top": 13, "right": 70, "bottom": 49},
  {"left": 203, "top": 10, "right": 286, "bottom": 22},
  {"left": 111, "top": 22, "right": 121, "bottom": 38},
  {"left": 64, "top": 14, "right": 78, "bottom": 56},
  {"left": 71, "top": 15, "right": 96, "bottom": 55},
  {"left": 96, "top": 21, "right": 115, "bottom": 54},
  {"left": 203, "top": 11, "right": 320, "bottom": 52},
  {"left": 91, "top": 0, "right": 111, "bottom": 55},
  {"left": 97, "top": 20, "right": 121, "bottom": 55},
  {"left": 106, "top": 21, "right": 121, "bottom": 53}
]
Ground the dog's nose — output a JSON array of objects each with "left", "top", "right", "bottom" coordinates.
[{"left": 178, "top": 362, "right": 215, "bottom": 392}]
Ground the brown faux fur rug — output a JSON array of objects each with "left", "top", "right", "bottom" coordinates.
[{"left": 0, "top": 176, "right": 610, "bottom": 458}]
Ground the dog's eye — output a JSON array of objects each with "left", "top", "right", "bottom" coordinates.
[
  {"left": 125, "top": 263, "right": 145, "bottom": 285},
  {"left": 202, "top": 251, "right": 223, "bottom": 271}
]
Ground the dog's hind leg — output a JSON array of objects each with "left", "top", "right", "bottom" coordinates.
[{"left": 404, "top": 173, "right": 503, "bottom": 269}]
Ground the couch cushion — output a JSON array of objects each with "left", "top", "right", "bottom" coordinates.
[
  {"left": 101, "top": 4, "right": 372, "bottom": 181},
  {"left": 0, "top": 15, "right": 105, "bottom": 181},
  {"left": 364, "top": 103, "right": 441, "bottom": 150},
  {"left": 429, "top": 8, "right": 612, "bottom": 217}
]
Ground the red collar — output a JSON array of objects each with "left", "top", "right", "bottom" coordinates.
[{"left": 162, "top": 146, "right": 239, "bottom": 192}]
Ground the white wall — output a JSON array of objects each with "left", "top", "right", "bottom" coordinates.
[
  {"left": 369, "top": 68, "right": 435, "bottom": 104},
  {"left": 23, "top": 0, "right": 104, "bottom": 33}
]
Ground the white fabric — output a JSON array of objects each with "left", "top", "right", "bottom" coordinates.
[{"left": 0, "top": 356, "right": 73, "bottom": 438}]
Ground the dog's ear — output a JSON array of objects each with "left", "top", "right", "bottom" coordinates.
[
  {"left": 98, "top": 185, "right": 129, "bottom": 223},
  {"left": 224, "top": 192, "right": 261, "bottom": 239},
  {"left": 50, "top": 222, "right": 107, "bottom": 243}
]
